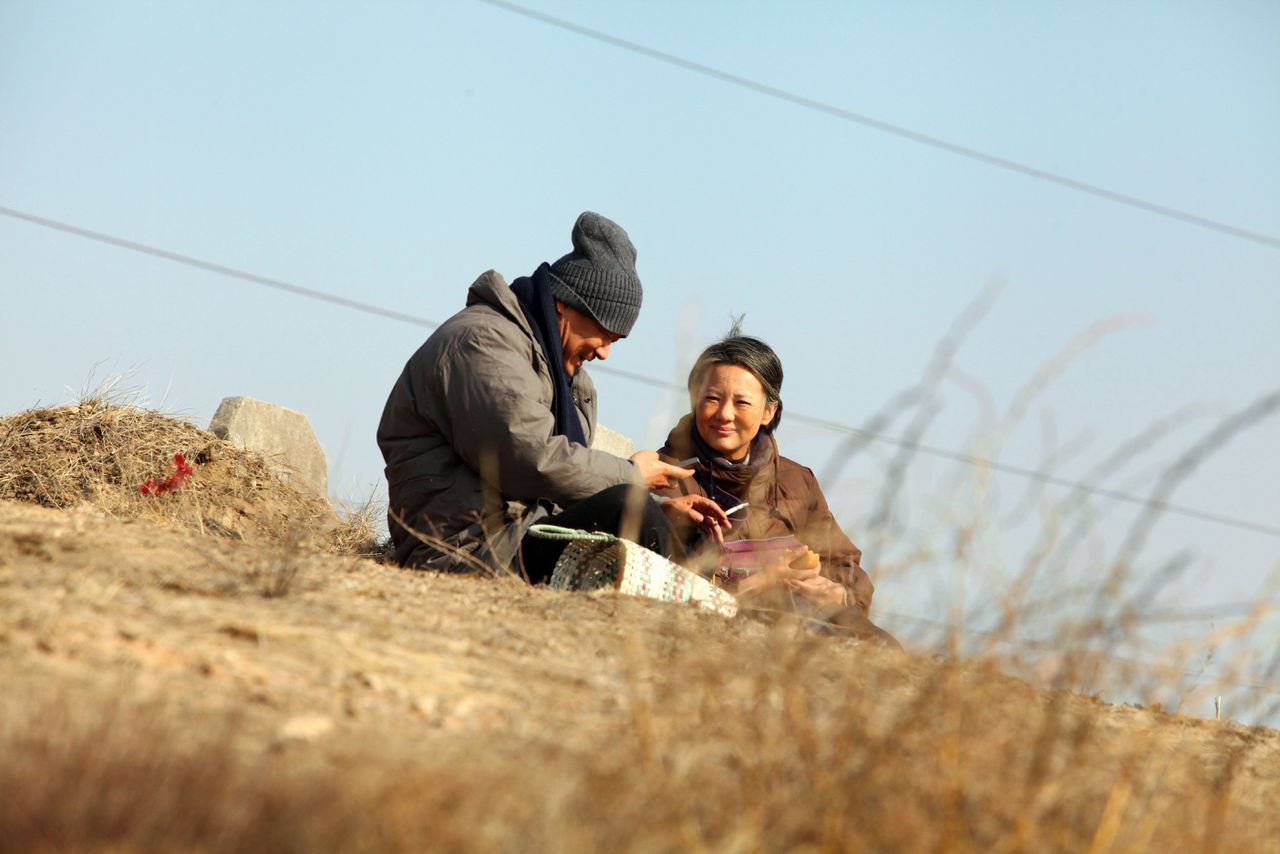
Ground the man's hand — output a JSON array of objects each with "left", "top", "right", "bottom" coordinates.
[
  {"left": 659, "top": 494, "right": 730, "bottom": 545},
  {"left": 629, "top": 450, "right": 694, "bottom": 490}
]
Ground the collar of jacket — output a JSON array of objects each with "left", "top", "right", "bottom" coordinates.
[
  {"left": 465, "top": 270, "right": 534, "bottom": 337},
  {"left": 462, "top": 268, "right": 595, "bottom": 398},
  {"left": 662, "top": 414, "right": 783, "bottom": 510}
]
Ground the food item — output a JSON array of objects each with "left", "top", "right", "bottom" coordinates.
[{"left": 791, "top": 548, "right": 820, "bottom": 570}]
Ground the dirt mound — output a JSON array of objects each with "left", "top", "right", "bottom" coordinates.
[
  {"left": 0, "top": 499, "right": 1277, "bottom": 852},
  {"left": 0, "top": 402, "right": 369, "bottom": 552}
]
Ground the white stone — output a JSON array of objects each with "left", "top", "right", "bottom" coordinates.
[
  {"left": 209, "top": 397, "right": 328, "bottom": 498},
  {"left": 591, "top": 423, "right": 636, "bottom": 459}
]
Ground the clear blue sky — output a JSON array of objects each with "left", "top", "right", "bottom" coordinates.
[{"left": 3, "top": 1, "right": 1277, "bottom": 715}]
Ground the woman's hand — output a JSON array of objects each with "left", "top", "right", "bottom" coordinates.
[
  {"left": 659, "top": 494, "right": 729, "bottom": 544},
  {"left": 736, "top": 548, "right": 846, "bottom": 609},
  {"left": 784, "top": 574, "right": 846, "bottom": 609},
  {"left": 735, "top": 548, "right": 820, "bottom": 597}
]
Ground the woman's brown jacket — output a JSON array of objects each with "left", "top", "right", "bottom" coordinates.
[{"left": 655, "top": 416, "right": 875, "bottom": 614}]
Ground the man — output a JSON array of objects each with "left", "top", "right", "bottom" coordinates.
[{"left": 377, "top": 211, "right": 726, "bottom": 581}]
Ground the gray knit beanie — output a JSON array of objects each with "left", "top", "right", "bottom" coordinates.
[{"left": 547, "top": 211, "right": 644, "bottom": 337}]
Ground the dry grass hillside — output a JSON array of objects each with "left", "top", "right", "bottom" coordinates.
[{"left": 1, "top": 404, "right": 1277, "bottom": 852}]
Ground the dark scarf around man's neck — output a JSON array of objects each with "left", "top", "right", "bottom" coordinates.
[{"left": 510, "top": 263, "right": 587, "bottom": 447}]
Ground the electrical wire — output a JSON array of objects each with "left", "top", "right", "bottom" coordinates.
[
  {"left": 3, "top": 204, "right": 1276, "bottom": 539},
  {"left": 0, "top": 206, "right": 440, "bottom": 330},
  {"left": 475, "top": 0, "right": 1280, "bottom": 252}
]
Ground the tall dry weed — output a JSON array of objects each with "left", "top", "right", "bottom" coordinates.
[{"left": 814, "top": 304, "right": 1280, "bottom": 727}]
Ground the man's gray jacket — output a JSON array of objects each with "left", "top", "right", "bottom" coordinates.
[{"left": 377, "top": 270, "right": 639, "bottom": 571}]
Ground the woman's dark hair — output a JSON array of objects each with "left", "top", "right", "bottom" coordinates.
[{"left": 687, "top": 320, "right": 784, "bottom": 432}]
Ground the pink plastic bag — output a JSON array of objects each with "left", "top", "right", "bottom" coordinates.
[{"left": 718, "top": 535, "right": 807, "bottom": 581}]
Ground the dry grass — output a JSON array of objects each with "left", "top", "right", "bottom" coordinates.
[
  {"left": 0, "top": 401, "right": 376, "bottom": 556},
  {"left": 1, "top": 513, "right": 1277, "bottom": 852},
  {"left": 809, "top": 302, "right": 1280, "bottom": 726},
  {"left": 1, "top": 396, "right": 1278, "bottom": 851},
  {"left": 1, "top": 500, "right": 1277, "bottom": 851}
]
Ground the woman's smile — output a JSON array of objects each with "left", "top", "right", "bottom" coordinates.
[{"left": 694, "top": 363, "right": 779, "bottom": 461}]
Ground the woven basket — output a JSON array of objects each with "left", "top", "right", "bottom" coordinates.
[{"left": 528, "top": 525, "right": 738, "bottom": 618}]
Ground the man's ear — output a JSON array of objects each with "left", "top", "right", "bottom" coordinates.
[{"left": 553, "top": 299, "right": 565, "bottom": 318}]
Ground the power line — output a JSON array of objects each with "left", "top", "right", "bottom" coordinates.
[
  {"left": 785, "top": 411, "right": 1280, "bottom": 538},
  {"left": 3, "top": 204, "right": 1278, "bottom": 540},
  {"left": 0, "top": 206, "right": 441, "bottom": 330},
  {"left": 475, "top": 0, "right": 1280, "bottom": 253}
]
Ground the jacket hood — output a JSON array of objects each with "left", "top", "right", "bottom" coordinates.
[
  {"left": 659, "top": 414, "right": 698, "bottom": 461},
  {"left": 464, "top": 270, "right": 536, "bottom": 341},
  {"left": 462, "top": 267, "right": 601, "bottom": 393}
]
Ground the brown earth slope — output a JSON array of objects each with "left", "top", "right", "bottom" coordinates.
[{"left": 0, "top": 406, "right": 1277, "bottom": 851}]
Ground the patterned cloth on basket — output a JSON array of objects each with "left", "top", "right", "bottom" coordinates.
[{"left": 529, "top": 525, "right": 738, "bottom": 618}]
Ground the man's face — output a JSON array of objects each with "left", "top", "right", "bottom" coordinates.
[{"left": 556, "top": 302, "right": 619, "bottom": 376}]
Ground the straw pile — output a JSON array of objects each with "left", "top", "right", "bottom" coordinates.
[{"left": 0, "top": 402, "right": 368, "bottom": 551}]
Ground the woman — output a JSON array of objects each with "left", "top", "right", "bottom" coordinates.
[{"left": 656, "top": 330, "right": 892, "bottom": 642}]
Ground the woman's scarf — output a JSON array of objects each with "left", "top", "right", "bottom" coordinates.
[
  {"left": 510, "top": 263, "right": 588, "bottom": 447},
  {"left": 688, "top": 418, "right": 775, "bottom": 527}
]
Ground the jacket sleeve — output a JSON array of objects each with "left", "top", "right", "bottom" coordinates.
[
  {"left": 429, "top": 322, "right": 640, "bottom": 506},
  {"left": 794, "top": 467, "right": 875, "bottom": 614}
]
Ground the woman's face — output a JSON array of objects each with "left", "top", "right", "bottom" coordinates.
[{"left": 693, "top": 363, "right": 778, "bottom": 461}]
